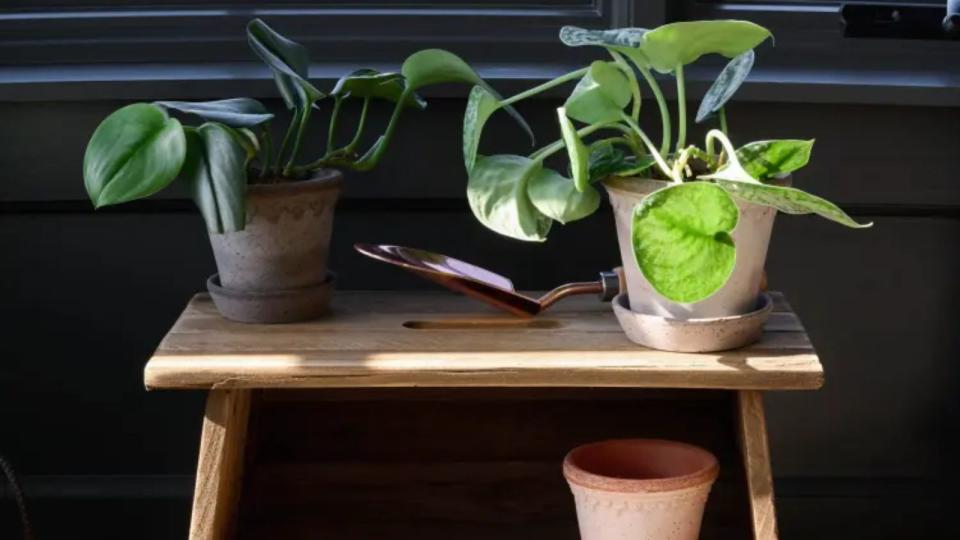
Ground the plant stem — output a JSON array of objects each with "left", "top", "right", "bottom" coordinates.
[
  {"left": 501, "top": 67, "right": 589, "bottom": 107},
  {"left": 672, "top": 146, "right": 695, "bottom": 182},
  {"left": 675, "top": 64, "right": 687, "bottom": 153},
  {"left": 345, "top": 97, "right": 370, "bottom": 153},
  {"left": 274, "top": 108, "right": 301, "bottom": 177},
  {"left": 636, "top": 64, "right": 671, "bottom": 156},
  {"left": 283, "top": 105, "right": 312, "bottom": 177},
  {"left": 621, "top": 113, "right": 676, "bottom": 181},
  {"left": 326, "top": 97, "right": 343, "bottom": 155},
  {"left": 719, "top": 106, "right": 729, "bottom": 136},
  {"left": 259, "top": 126, "right": 273, "bottom": 179},
  {"left": 529, "top": 122, "right": 618, "bottom": 162},
  {"left": 609, "top": 51, "right": 641, "bottom": 121}
]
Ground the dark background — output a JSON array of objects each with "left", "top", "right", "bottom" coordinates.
[{"left": 1, "top": 1, "right": 959, "bottom": 538}]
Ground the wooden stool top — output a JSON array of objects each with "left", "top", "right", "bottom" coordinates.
[{"left": 144, "top": 291, "right": 822, "bottom": 391}]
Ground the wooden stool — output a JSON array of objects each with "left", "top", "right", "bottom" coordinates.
[{"left": 145, "top": 291, "right": 822, "bottom": 540}]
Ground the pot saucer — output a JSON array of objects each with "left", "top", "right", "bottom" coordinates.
[
  {"left": 207, "top": 272, "right": 335, "bottom": 324},
  {"left": 612, "top": 293, "right": 773, "bottom": 352}
]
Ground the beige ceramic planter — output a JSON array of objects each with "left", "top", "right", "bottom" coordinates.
[
  {"left": 207, "top": 169, "right": 342, "bottom": 323},
  {"left": 564, "top": 439, "right": 719, "bottom": 540},
  {"left": 605, "top": 177, "right": 777, "bottom": 319}
]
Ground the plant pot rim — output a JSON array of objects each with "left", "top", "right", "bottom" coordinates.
[
  {"left": 563, "top": 438, "right": 719, "bottom": 494},
  {"left": 603, "top": 174, "right": 793, "bottom": 197},
  {"left": 602, "top": 176, "right": 669, "bottom": 197},
  {"left": 249, "top": 168, "right": 344, "bottom": 198}
]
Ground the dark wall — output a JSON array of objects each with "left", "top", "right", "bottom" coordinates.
[{"left": 2, "top": 95, "right": 959, "bottom": 538}]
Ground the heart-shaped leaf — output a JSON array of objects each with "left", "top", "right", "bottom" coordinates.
[
  {"left": 715, "top": 180, "right": 871, "bottom": 229},
  {"left": 559, "top": 26, "right": 651, "bottom": 68},
  {"left": 564, "top": 61, "right": 632, "bottom": 124},
  {"left": 331, "top": 69, "right": 426, "bottom": 110},
  {"left": 463, "top": 85, "right": 501, "bottom": 171},
  {"left": 247, "top": 19, "right": 323, "bottom": 109},
  {"left": 642, "top": 20, "right": 771, "bottom": 73},
  {"left": 736, "top": 139, "right": 814, "bottom": 179},
  {"left": 182, "top": 123, "right": 249, "bottom": 234},
  {"left": 467, "top": 154, "right": 552, "bottom": 242},
  {"left": 527, "top": 166, "right": 600, "bottom": 224},
  {"left": 83, "top": 103, "right": 186, "bottom": 208},
  {"left": 632, "top": 181, "right": 739, "bottom": 303},
  {"left": 155, "top": 98, "right": 273, "bottom": 128},
  {"left": 695, "top": 50, "right": 754, "bottom": 123},
  {"left": 401, "top": 49, "right": 533, "bottom": 144},
  {"left": 557, "top": 108, "right": 590, "bottom": 192}
]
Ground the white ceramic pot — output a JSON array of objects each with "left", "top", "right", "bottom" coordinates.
[
  {"left": 564, "top": 439, "right": 719, "bottom": 540},
  {"left": 604, "top": 177, "right": 777, "bottom": 318}
]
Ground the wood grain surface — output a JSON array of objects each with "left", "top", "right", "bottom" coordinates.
[{"left": 145, "top": 291, "right": 822, "bottom": 391}]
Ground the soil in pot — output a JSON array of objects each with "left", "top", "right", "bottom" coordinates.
[
  {"left": 604, "top": 177, "right": 777, "bottom": 319},
  {"left": 563, "top": 438, "right": 719, "bottom": 540},
  {"left": 207, "top": 169, "right": 343, "bottom": 323}
]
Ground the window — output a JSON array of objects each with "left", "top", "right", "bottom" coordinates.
[
  {"left": 673, "top": 1, "right": 960, "bottom": 106},
  {"left": 0, "top": 1, "right": 955, "bottom": 105}
]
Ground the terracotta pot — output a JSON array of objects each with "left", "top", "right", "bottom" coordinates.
[
  {"left": 207, "top": 169, "right": 342, "bottom": 323},
  {"left": 564, "top": 439, "right": 719, "bottom": 540},
  {"left": 604, "top": 177, "right": 777, "bottom": 319}
]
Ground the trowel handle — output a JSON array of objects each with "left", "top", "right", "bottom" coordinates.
[{"left": 597, "top": 267, "right": 625, "bottom": 302}]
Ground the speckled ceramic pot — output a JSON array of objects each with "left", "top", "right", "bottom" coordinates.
[
  {"left": 564, "top": 439, "right": 719, "bottom": 540},
  {"left": 604, "top": 177, "right": 777, "bottom": 319},
  {"left": 207, "top": 169, "right": 342, "bottom": 323}
]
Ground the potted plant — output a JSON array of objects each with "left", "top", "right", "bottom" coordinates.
[
  {"left": 83, "top": 19, "right": 526, "bottom": 323},
  {"left": 461, "top": 20, "right": 869, "bottom": 350}
]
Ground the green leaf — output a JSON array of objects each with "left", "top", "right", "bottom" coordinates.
[
  {"left": 155, "top": 98, "right": 273, "bottom": 128},
  {"left": 231, "top": 127, "right": 261, "bottom": 163},
  {"left": 715, "top": 180, "right": 872, "bottom": 229},
  {"left": 401, "top": 49, "right": 533, "bottom": 144},
  {"left": 695, "top": 50, "right": 754, "bottom": 123},
  {"left": 564, "top": 61, "right": 632, "bottom": 124},
  {"left": 736, "top": 139, "right": 814, "bottom": 179},
  {"left": 467, "top": 155, "right": 553, "bottom": 242},
  {"left": 557, "top": 108, "right": 590, "bottom": 192},
  {"left": 181, "top": 123, "right": 249, "bottom": 234},
  {"left": 558, "top": 26, "right": 652, "bottom": 68},
  {"left": 588, "top": 142, "right": 655, "bottom": 181},
  {"left": 331, "top": 69, "right": 426, "bottom": 110},
  {"left": 632, "top": 182, "right": 739, "bottom": 303},
  {"left": 462, "top": 85, "right": 501, "bottom": 171},
  {"left": 247, "top": 19, "right": 323, "bottom": 109},
  {"left": 559, "top": 26, "right": 648, "bottom": 49},
  {"left": 83, "top": 103, "right": 186, "bottom": 208},
  {"left": 527, "top": 166, "right": 600, "bottom": 224},
  {"left": 641, "top": 20, "right": 771, "bottom": 73}
]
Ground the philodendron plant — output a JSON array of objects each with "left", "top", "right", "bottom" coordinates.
[
  {"left": 463, "top": 20, "right": 870, "bottom": 303},
  {"left": 84, "top": 19, "right": 527, "bottom": 234}
]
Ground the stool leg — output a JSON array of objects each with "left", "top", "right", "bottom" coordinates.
[
  {"left": 189, "top": 389, "right": 252, "bottom": 540},
  {"left": 737, "top": 390, "right": 779, "bottom": 540}
]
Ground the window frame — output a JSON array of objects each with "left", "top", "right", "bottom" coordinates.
[{"left": 0, "top": 1, "right": 957, "bottom": 106}]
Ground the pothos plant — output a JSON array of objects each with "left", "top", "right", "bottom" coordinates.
[
  {"left": 462, "top": 20, "right": 870, "bottom": 303},
  {"left": 83, "top": 19, "right": 528, "bottom": 234}
]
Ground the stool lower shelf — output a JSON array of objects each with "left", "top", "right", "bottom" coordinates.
[{"left": 191, "top": 389, "right": 777, "bottom": 540}]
